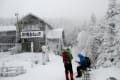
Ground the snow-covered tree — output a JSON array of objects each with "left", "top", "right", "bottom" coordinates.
[
  {"left": 90, "top": 13, "right": 97, "bottom": 26},
  {"left": 95, "top": 0, "right": 120, "bottom": 68},
  {"left": 106, "top": 0, "right": 120, "bottom": 19}
]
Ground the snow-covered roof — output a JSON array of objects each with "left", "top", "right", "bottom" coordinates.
[
  {"left": 47, "top": 28, "right": 64, "bottom": 39},
  {"left": 0, "top": 25, "right": 16, "bottom": 32}
]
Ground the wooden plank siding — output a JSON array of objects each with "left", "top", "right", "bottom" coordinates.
[{"left": 0, "top": 31, "right": 16, "bottom": 52}]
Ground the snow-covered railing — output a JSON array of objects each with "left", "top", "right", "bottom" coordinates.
[
  {"left": 0, "top": 66, "right": 26, "bottom": 77},
  {"left": 0, "top": 43, "right": 15, "bottom": 45}
]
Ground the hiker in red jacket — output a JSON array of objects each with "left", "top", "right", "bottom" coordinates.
[{"left": 62, "top": 48, "right": 74, "bottom": 80}]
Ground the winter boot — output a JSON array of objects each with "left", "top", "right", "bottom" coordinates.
[
  {"left": 65, "top": 73, "right": 69, "bottom": 80},
  {"left": 76, "top": 71, "right": 82, "bottom": 78},
  {"left": 70, "top": 73, "right": 74, "bottom": 80}
]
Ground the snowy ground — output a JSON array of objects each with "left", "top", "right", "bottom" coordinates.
[
  {"left": 91, "top": 67, "right": 120, "bottom": 80},
  {"left": 0, "top": 52, "right": 120, "bottom": 80},
  {"left": 0, "top": 52, "right": 66, "bottom": 80}
]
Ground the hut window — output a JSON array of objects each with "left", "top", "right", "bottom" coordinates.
[
  {"left": 34, "top": 25, "right": 39, "bottom": 30},
  {"left": 1, "top": 32, "right": 7, "bottom": 36},
  {"left": 29, "top": 25, "right": 31, "bottom": 30},
  {"left": 31, "top": 25, "right": 34, "bottom": 30},
  {"left": 22, "top": 24, "right": 40, "bottom": 31},
  {"left": 22, "top": 26, "right": 27, "bottom": 31},
  {"left": 27, "top": 25, "right": 30, "bottom": 30},
  {"left": 28, "top": 25, "right": 40, "bottom": 31},
  {"left": 22, "top": 25, "right": 31, "bottom": 31}
]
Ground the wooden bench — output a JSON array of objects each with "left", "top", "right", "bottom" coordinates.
[{"left": 0, "top": 66, "right": 26, "bottom": 77}]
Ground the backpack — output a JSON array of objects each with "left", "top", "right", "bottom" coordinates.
[
  {"left": 85, "top": 57, "right": 91, "bottom": 68},
  {"left": 63, "top": 52, "right": 71, "bottom": 64}
]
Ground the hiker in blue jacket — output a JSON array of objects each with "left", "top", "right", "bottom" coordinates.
[{"left": 75, "top": 53, "right": 89, "bottom": 78}]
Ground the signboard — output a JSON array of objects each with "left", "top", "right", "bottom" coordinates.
[{"left": 21, "top": 31, "right": 44, "bottom": 38}]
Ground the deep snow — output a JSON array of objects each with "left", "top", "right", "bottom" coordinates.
[
  {"left": 0, "top": 52, "right": 65, "bottom": 80},
  {"left": 0, "top": 52, "right": 120, "bottom": 80}
]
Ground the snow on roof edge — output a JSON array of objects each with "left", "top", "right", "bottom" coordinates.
[{"left": 0, "top": 25, "right": 16, "bottom": 32}]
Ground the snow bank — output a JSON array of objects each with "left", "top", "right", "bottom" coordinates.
[
  {"left": 91, "top": 67, "right": 120, "bottom": 80},
  {"left": 0, "top": 52, "right": 43, "bottom": 70}
]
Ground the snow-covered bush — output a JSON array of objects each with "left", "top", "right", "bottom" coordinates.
[{"left": 106, "top": 77, "right": 117, "bottom": 80}]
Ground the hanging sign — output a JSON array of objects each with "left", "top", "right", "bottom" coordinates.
[{"left": 21, "top": 31, "right": 44, "bottom": 38}]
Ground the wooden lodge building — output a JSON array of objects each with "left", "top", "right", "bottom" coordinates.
[
  {"left": 18, "top": 14, "right": 53, "bottom": 52},
  {"left": 0, "top": 14, "right": 65, "bottom": 54}
]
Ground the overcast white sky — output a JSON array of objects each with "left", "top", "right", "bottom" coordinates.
[{"left": 0, "top": 0, "right": 109, "bottom": 20}]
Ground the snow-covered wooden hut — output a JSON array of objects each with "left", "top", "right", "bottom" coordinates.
[
  {"left": 0, "top": 26, "right": 16, "bottom": 52},
  {"left": 47, "top": 28, "right": 65, "bottom": 55}
]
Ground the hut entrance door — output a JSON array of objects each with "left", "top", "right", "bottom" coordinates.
[{"left": 22, "top": 42, "right": 31, "bottom": 52}]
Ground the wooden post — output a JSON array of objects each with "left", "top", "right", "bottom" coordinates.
[
  {"left": 15, "top": 13, "right": 19, "bottom": 53},
  {"left": 45, "top": 24, "right": 50, "bottom": 61},
  {"left": 31, "top": 42, "right": 33, "bottom": 52},
  {"left": 45, "top": 24, "right": 47, "bottom": 47},
  {"left": 58, "top": 39, "right": 61, "bottom": 55}
]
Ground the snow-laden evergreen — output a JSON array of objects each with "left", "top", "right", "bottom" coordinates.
[{"left": 95, "top": 0, "right": 120, "bottom": 68}]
